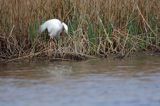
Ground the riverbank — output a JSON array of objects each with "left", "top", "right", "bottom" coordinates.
[
  {"left": 0, "top": 0, "right": 159, "bottom": 62},
  {"left": 1, "top": 51, "right": 160, "bottom": 64}
]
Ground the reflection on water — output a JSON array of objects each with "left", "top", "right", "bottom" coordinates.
[{"left": 0, "top": 55, "right": 160, "bottom": 106}]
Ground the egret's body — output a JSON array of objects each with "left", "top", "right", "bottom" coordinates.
[
  {"left": 39, "top": 19, "right": 68, "bottom": 51},
  {"left": 39, "top": 19, "right": 68, "bottom": 38}
]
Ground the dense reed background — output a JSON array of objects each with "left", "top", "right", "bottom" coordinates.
[{"left": 0, "top": 0, "right": 160, "bottom": 61}]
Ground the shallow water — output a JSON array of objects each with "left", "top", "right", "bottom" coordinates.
[{"left": 0, "top": 55, "right": 160, "bottom": 106}]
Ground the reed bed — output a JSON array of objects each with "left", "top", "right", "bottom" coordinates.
[{"left": 0, "top": 0, "right": 160, "bottom": 61}]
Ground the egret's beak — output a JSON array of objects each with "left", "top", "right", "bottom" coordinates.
[{"left": 64, "top": 29, "right": 68, "bottom": 35}]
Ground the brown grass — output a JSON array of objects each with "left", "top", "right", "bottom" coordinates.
[{"left": 0, "top": 0, "right": 160, "bottom": 61}]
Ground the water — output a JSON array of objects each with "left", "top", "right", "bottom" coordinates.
[{"left": 0, "top": 55, "right": 160, "bottom": 106}]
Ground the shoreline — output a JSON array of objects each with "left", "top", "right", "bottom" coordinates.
[
  {"left": 1, "top": 51, "right": 159, "bottom": 63},
  {"left": 0, "top": 0, "right": 159, "bottom": 63}
]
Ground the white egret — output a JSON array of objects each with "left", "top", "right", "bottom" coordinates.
[
  {"left": 39, "top": 18, "right": 68, "bottom": 38},
  {"left": 39, "top": 18, "right": 68, "bottom": 50}
]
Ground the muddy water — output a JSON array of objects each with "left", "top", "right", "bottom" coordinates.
[{"left": 0, "top": 55, "right": 160, "bottom": 106}]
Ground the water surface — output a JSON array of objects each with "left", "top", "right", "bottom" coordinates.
[{"left": 0, "top": 55, "right": 160, "bottom": 106}]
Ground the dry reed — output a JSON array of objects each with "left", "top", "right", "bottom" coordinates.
[{"left": 0, "top": 0, "right": 160, "bottom": 61}]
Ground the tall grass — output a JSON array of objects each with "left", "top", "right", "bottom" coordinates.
[{"left": 0, "top": 0, "right": 160, "bottom": 61}]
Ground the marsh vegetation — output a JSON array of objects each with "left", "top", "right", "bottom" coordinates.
[{"left": 0, "top": 0, "right": 160, "bottom": 61}]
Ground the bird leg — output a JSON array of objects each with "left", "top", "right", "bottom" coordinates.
[
  {"left": 48, "top": 38, "right": 53, "bottom": 57},
  {"left": 47, "top": 38, "right": 57, "bottom": 56},
  {"left": 51, "top": 37, "right": 59, "bottom": 49},
  {"left": 53, "top": 38, "right": 58, "bottom": 49},
  {"left": 60, "top": 32, "right": 65, "bottom": 46}
]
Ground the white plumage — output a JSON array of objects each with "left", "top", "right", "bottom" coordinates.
[{"left": 39, "top": 19, "right": 68, "bottom": 38}]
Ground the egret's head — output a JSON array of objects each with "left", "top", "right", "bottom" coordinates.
[{"left": 62, "top": 22, "right": 68, "bottom": 34}]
